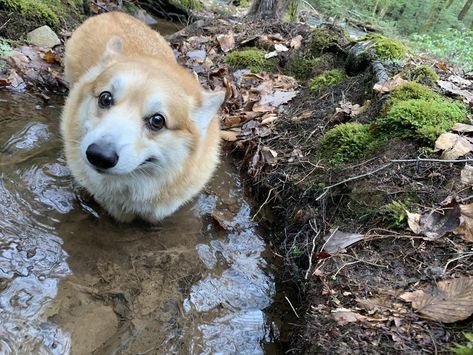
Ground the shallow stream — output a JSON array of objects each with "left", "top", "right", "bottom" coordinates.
[{"left": 0, "top": 90, "right": 282, "bottom": 354}]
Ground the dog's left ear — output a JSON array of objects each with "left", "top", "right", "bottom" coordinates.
[
  {"left": 101, "top": 36, "right": 123, "bottom": 64},
  {"left": 192, "top": 90, "right": 225, "bottom": 133}
]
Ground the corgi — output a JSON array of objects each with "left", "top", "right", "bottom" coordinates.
[{"left": 61, "top": 12, "right": 225, "bottom": 223}]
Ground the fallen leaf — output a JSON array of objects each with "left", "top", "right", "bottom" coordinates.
[
  {"left": 42, "top": 50, "right": 59, "bottom": 64},
  {"left": 261, "top": 146, "right": 278, "bottom": 165},
  {"left": 435, "top": 132, "right": 472, "bottom": 160},
  {"left": 216, "top": 33, "right": 235, "bottom": 53},
  {"left": 438, "top": 80, "right": 473, "bottom": 104},
  {"left": 291, "top": 111, "right": 312, "bottom": 121},
  {"left": 220, "top": 129, "right": 240, "bottom": 142},
  {"left": 323, "top": 229, "right": 365, "bottom": 254},
  {"left": 290, "top": 35, "right": 303, "bottom": 49},
  {"left": 261, "top": 114, "right": 278, "bottom": 125},
  {"left": 259, "top": 90, "right": 297, "bottom": 107},
  {"left": 264, "top": 51, "right": 278, "bottom": 59},
  {"left": 455, "top": 203, "right": 473, "bottom": 242},
  {"left": 461, "top": 165, "right": 473, "bottom": 185},
  {"left": 406, "top": 211, "right": 422, "bottom": 235},
  {"left": 187, "top": 49, "right": 206, "bottom": 62},
  {"left": 332, "top": 308, "right": 367, "bottom": 325},
  {"left": 452, "top": 123, "right": 473, "bottom": 133},
  {"left": 400, "top": 277, "right": 473, "bottom": 323},
  {"left": 274, "top": 43, "right": 288, "bottom": 52},
  {"left": 373, "top": 74, "right": 407, "bottom": 94}
]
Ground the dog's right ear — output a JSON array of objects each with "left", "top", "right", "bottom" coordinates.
[{"left": 101, "top": 36, "right": 123, "bottom": 64}]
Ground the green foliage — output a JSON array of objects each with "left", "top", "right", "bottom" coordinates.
[
  {"left": 309, "top": 28, "right": 340, "bottom": 56},
  {"left": 225, "top": 48, "right": 276, "bottom": 72},
  {"left": 0, "top": 39, "right": 13, "bottom": 56},
  {"left": 388, "top": 82, "right": 442, "bottom": 106},
  {"left": 0, "top": 0, "right": 82, "bottom": 27},
  {"left": 170, "top": 0, "right": 202, "bottom": 11},
  {"left": 309, "top": 69, "right": 346, "bottom": 92},
  {"left": 380, "top": 200, "right": 409, "bottom": 229},
  {"left": 286, "top": 53, "right": 335, "bottom": 80},
  {"left": 405, "top": 65, "right": 440, "bottom": 84},
  {"left": 451, "top": 333, "right": 473, "bottom": 355},
  {"left": 320, "top": 123, "right": 382, "bottom": 164},
  {"left": 362, "top": 33, "right": 407, "bottom": 61},
  {"left": 410, "top": 29, "right": 473, "bottom": 74},
  {"left": 377, "top": 98, "right": 468, "bottom": 143}
]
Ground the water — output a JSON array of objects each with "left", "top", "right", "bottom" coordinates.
[{"left": 0, "top": 92, "right": 281, "bottom": 354}]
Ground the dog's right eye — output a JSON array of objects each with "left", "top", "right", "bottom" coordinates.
[{"left": 98, "top": 91, "right": 113, "bottom": 109}]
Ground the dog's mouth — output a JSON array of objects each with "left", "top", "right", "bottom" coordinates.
[{"left": 139, "top": 157, "right": 158, "bottom": 166}]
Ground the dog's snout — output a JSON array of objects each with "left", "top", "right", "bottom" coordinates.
[{"left": 86, "top": 142, "right": 119, "bottom": 170}]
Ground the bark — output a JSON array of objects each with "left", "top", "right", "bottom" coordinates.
[
  {"left": 247, "top": 0, "right": 293, "bottom": 19},
  {"left": 458, "top": 0, "right": 473, "bottom": 20}
]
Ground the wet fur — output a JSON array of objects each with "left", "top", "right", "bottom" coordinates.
[{"left": 61, "top": 12, "right": 224, "bottom": 223}]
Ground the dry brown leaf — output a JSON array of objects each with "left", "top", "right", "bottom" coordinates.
[
  {"left": 259, "top": 90, "right": 297, "bottom": 107},
  {"left": 400, "top": 277, "right": 473, "bottom": 323},
  {"left": 261, "top": 114, "right": 278, "bottom": 125},
  {"left": 261, "top": 146, "right": 278, "bottom": 165},
  {"left": 223, "top": 115, "right": 242, "bottom": 127},
  {"left": 216, "top": 33, "right": 235, "bottom": 53},
  {"left": 323, "top": 229, "right": 364, "bottom": 254},
  {"left": 438, "top": 80, "right": 473, "bottom": 104},
  {"left": 452, "top": 123, "right": 473, "bottom": 133},
  {"left": 373, "top": 74, "right": 407, "bottom": 94},
  {"left": 290, "top": 35, "right": 303, "bottom": 49},
  {"left": 455, "top": 203, "right": 473, "bottom": 242},
  {"left": 274, "top": 43, "right": 288, "bottom": 52},
  {"left": 42, "top": 50, "right": 59, "bottom": 64},
  {"left": 291, "top": 111, "right": 312, "bottom": 122},
  {"left": 220, "top": 129, "right": 240, "bottom": 142},
  {"left": 332, "top": 308, "right": 367, "bottom": 325},
  {"left": 461, "top": 164, "right": 473, "bottom": 185},
  {"left": 406, "top": 197, "right": 461, "bottom": 240},
  {"left": 252, "top": 104, "right": 275, "bottom": 113},
  {"left": 406, "top": 211, "right": 422, "bottom": 235},
  {"left": 435, "top": 132, "right": 472, "bottom": 160}
]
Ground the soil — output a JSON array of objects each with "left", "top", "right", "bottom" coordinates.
[{"left": 0, "top": 6, "right": 472, "bottom": 355}]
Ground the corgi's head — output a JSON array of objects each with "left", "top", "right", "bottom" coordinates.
[{"left": 71, "top": 37, "right": 224, "bottom": 178}]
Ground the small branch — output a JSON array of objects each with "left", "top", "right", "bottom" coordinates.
[
  {"left": 304, "top": 219, "right": 320, "bottom": 280},
  {"left": 316, "top": 157, "right": 473, "bottom": 201},
  {"left": 285, "top": 296, "right": 300, "bottom": 318}
]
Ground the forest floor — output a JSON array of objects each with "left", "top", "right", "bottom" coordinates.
[{"left": 1, "top": 4, "right": 473, "bottom": 354}]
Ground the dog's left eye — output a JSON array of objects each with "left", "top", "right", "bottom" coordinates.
[
  {"left": 146, "top": 113, "right": 166, "bottom": 131},
  {"left": 98, "top": 91, "right": 113, "bottom": 109}
]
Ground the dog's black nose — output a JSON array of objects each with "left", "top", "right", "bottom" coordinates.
[{"left": 86, "top": 143, "right": 118, "bottom": 170}]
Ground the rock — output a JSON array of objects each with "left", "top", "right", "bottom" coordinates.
[{"left": 27, "top": 26, "right": 61, "bottom": 49}]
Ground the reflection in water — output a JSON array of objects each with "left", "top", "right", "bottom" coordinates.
[{"left": 0, "top": 92, "right": 279, "bottom": 354}]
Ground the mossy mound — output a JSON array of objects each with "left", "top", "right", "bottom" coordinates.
[
  {"left": 225, "top": 48, "right": 276, "bottom": 72},
  {"left": 377, "top": 98, "right": 468, "bottom": 143},
  {"left": 405, "top": 65, "right": 439, "bottom": 84},
  {"left": 309, "top": 69, "right": 346, "bottom": 92},
  {"left": 362, "top": 33, "right": 407, "bottom": 61},
  {"left": 0, "top": 0, "right": 82, "bottom": 27},
  {"left": 320, "top": 123, "right": 382, "bottom": 164},
  {"left": 379, "top": 200, "right": 410, "bottom": 229},
  {"left": 309, "top": 28, "right": 343, "bottom": 56},
  {"left": 286, "top": 53, "right": 336, "bottom": 80},
  {"left": 388, "top": 82, "right": 442, "bottom": 106}
]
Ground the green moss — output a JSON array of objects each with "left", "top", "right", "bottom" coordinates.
[
  {"left": 451, "top": 333, "right": 473, "bottom": 355},
  {"left": 320, "top": 123, "right": 382, "bottom": 164},
  {"left": 225, "top": 48, "right": 276, "bottom": 72},
  {"left": 0, "top": 0, "right": 82, "bottom": 27},
  {"left": 379, "top": 200, "right": 409, "bottom": 229},
  {"left": 309, "top": 69, "right": 346, "bottom": 92},
  {"left": 285, "top": 0, "right": 298, "bottom": 21},
  {"left": 287, "top": 53, "right": 336, "bottom": 80},
  {"left": 377, "top": 98, "right": 468, "bottom": 143},
  {"left": 405, "top": 65, "right": 440, "bottom": 84},
  {"left": 309, "top": 28, "right": 340, "bottom": 56},
  {"left": 170, "top": 0, "right": 202, "bottom": 11},
  {"left": 362, "top": 33, "right": 407, "bottom": 61},
  {"left": 389, "top": 82, "right": 442, "bottom": 105}
]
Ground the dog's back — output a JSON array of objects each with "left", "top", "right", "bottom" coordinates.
[{"left": 65, "top": 12, "right": 176, "bottom": 85}]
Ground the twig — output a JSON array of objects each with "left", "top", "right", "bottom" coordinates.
[
  {"left": 319, "top": 226, "right": 339, "bottom": 252},
  {"left": 252, "top": 187, "right": 275, "bottom": 220},
  {"left": 285, "top": 296, "right": 300, "bottom": 318},
  {"left": 316, "top": 157, "right": 473, "bottom": 201},
  {"left": 304, "top": 219, "right": 320, "bottom": 279},
  {"left": 443, "top": 252, "right": 473, "bottom": 274}
]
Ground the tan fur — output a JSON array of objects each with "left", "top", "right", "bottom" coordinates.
[{"left": 61, "top": 12, "right": 224, "bottom": 223}]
